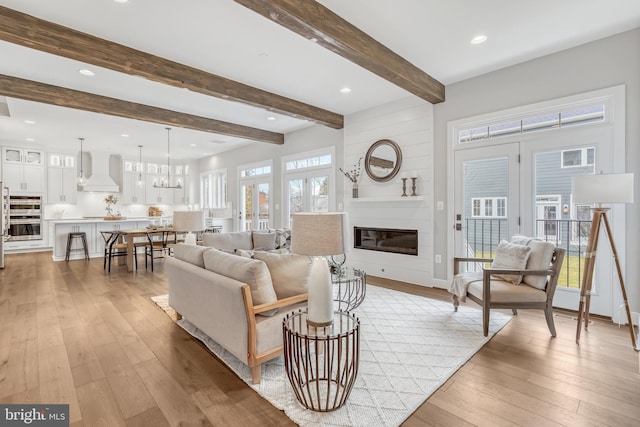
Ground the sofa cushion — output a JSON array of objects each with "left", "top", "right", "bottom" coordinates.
[
  {"left": 491, "top": 240, "right": 531, "bottom": 285},
  {"left": 252, "top": 231, "right": 277, "bottom": 251},
  {"left": 172, "top": 243, "right": 211, "bottom": 268},
  {"left": 203, "top": 249, "right": 277, "bottom": 308},
  {"left": 468, "top": 279, "right": 546, "bottom": 303},
  {"left": 202, "top": 231, "right": 253, "bottom": 251},
  {"left": 511, "top": 235, "right": 556, "bottom": 290},
  {"left": 252, "top": 251, "right": 312, "bottom": 299}
]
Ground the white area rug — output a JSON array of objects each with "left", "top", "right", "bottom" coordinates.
[{"left": 152, "top": 286, "right": 511, "bottom": 426}]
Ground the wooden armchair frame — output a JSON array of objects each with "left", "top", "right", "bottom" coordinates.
[{"left": 453, "top": 247, "right": 566, "bottom": 337}]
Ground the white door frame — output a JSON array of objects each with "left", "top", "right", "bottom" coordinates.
[{"left": 447, "top": 85, "right": 626, "bottom": 321}]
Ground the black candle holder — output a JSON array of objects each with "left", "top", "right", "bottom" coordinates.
[
  {"left": 401, "top": 178, "right": 408, "bottom": 197},
  {"left": 411, "top": 177, "right": 418, "bottom": 196}
]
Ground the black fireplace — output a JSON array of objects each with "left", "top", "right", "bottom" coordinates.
[{"left": 353, "top": 227, "right": 418, "bottom": 255}]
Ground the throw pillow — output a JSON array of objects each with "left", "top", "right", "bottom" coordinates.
[
  {"left": 252, "top": 231, "right": 277, "bottom": 251},
  {"left": 252, "top": 251, "right": 312, "bottom": 299},
  {"left": 202, "top": 249, "right": 278, "bottom": 308},
  {"left": 172, "top": 243, "right": 211, "bottom": 268},
  {"left": 491, "top": 240, "right": 532, "bottom": 285},
  {"left": 202, "top": 231, "right": 253, "bottom": 251},
  {"left": 521, "top": 239, "right": 555, "bottom": 290},
  {"left": 270, "top": 228, "right": 292, "bottom": 250}
]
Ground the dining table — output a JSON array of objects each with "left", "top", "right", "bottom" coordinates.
[{"left": 118, "top": 227, "right": 174, "bottom": 272}]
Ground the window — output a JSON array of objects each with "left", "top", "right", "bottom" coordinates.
[
  {"left": 201, "top": 169, "right": 227, "bottom": 209},
  {"left": 561, "top": 147, "right": 595, "bottom": 168},
  {"left": 458, "top": 104, "right": 605, "bottom": 144},
  {"left": 471, "top": 197, "right": 507, "bottom": 218},
  {"left": 240, "top": 165, "right": 271, "bottom": 177},
  {"left": 283, "top": 148, "right": 335, "bottom": 226}
]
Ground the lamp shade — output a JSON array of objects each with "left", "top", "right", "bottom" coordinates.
[
  {"left": 572, "top": 173, "right": 634, "bottom": 205},
  {"left": 173, "top": 210, "right": 205, "bottom": 232},
  {"left": 290, "top": 212, "right": 347, "bottom": 256}
]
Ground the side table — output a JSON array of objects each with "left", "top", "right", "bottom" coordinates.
[
  {"left": 332, "top": 267, "right": 366, "bottom": 311},
  {"left": 282, "top": 310, "right": 360, "bottom": 412}
]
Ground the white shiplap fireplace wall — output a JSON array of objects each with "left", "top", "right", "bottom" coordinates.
[{"left": 343, "top": 97, "right": 434, "bottom": 286}]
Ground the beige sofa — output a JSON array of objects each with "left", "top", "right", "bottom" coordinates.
[{"left": 166, "top": 243, "right": 310, "bottom": 383}]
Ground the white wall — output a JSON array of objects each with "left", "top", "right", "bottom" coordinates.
[
  {"left": 198, "top": 125, "right": 343, "bottom": 229},
  {"left": 344, "top": 97, "right": 434, "bottom": 285},
  {"left": 433, "top": 28, "right": 640, "bottom": 310}
]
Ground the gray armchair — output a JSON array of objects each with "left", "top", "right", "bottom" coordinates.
[{"left": 451, "top": 237, "right": 566, "bottom": 337}]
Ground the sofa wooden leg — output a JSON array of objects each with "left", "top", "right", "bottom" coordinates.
[{"left": 251, "top": 365, "right": 261, "bottom": 384}]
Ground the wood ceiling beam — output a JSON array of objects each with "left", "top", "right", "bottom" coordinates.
[
  {"left": 234, "top": 0, "right": 445, "bottom": 104},
  {"left": 0, "top": 5, "right": 343, "bottom": 129},
  {"left": 0, "top": 74, "right": 284, "bottom": 144}
]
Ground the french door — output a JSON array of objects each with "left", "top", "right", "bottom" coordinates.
[
  {"left": 453, "top": 127, "right": 616, "bottom": 315},
  {"left": 240, "top": 179, "right": 270, "bottom": 231},
  {"left": 284, "top": 171, "right": 330, "bottom": 227}
]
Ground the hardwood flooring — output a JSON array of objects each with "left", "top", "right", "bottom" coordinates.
[{"left": 0, "top": 252, "right": 638, "bottom": 426}]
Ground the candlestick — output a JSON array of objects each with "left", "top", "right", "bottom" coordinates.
[
  {"left": 401, "top": 178, "right": 408, "bottom": 197},
  {"left": 411, "top": 177, "right": 417, "bottom": 196}
]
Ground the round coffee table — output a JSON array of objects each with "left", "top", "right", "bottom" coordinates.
[{"left": 282, "top": 310, "right": 360, "bottom": 412}]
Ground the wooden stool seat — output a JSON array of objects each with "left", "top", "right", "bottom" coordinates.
[{"left": 65, "top": 232, "right": 90, "bottom": 262}]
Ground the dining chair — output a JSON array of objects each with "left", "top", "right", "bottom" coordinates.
[
  {"left": 100, "top": 230, "right": 133, "bottom": 273},
  {"left": 145, "top": 230, "right": 172, "bottom": 271}
]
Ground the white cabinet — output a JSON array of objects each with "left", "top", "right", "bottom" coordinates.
[
  {"left": 47, "top": 153, "right": 78, "bottom": 203},
  {"left": 122, "top": 159, "right": 145, "bottom": 204},
  {"left": 173, "top": 164, "right": 189, "bottom": 205},
  {"left": 2, "top": 147, "right": 45, "bottom": 193},
  {"left": 145, "top": 163, "right": 175, "bottom": 205}
]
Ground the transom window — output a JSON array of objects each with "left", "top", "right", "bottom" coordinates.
[
  {"left": 240, "top": 165, "right": 271, "bottom": 177},
  {"left": 458, "top": 104, "right": 605, "bottom": 144},
  {"left": 285, "top": 153, "right": 331, "bottom": 171}
]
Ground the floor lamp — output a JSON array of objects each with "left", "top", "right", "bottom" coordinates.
[{"left": 572, "top": 173, "right": 636, "bottom": 350}]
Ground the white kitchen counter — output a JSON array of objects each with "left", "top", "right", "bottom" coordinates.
[{"left": 51, "top": 218, "right": 153, "bottom": 261}]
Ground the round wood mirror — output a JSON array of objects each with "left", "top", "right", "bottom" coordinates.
[{"left": 364, "top": 139, "right": 402, "bottom": 182}]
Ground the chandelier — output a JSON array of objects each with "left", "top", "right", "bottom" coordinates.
[{"left": 153, "top": 127, "right": 182, "bottom": 189}]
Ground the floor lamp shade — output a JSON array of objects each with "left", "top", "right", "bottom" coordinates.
[
  {"left": 572, "top": 173, "right": 634, "bottom": 205},
  {"left": 173, "top": 210, "right": 205, "bottom": 245},
  {"left": 291, "top": 213, "right": 348, "bottom": 326}
]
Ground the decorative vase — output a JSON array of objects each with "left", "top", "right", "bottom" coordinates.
[{"left": 352, "top": 183, "right": 359, "bottom": 198}]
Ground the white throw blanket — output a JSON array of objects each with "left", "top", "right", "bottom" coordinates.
[{"left": 448, "top": 271, "right": 483, "bottom": 309}]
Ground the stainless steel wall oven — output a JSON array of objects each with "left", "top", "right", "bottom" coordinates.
[{"left": 8, "top": 195, "right": 43, "bottom": 241}]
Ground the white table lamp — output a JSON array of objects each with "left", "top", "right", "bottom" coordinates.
[
  {"left": 572, "top": 172, "right": 636, "bottom": 350},
  {"left": 291, "top": 212, "right": 348, "bottom": 326},
  {"left": 173, "top": 210, "right": 205, "bottom": 245}
]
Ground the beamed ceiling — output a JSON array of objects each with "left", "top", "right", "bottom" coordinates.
[{"left": 0, "top": 0, "right": 638, "bottom": 160}]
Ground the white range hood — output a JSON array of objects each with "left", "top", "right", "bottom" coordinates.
[{"left": 83, "top": 152, "right": 119, "bottom": 192}]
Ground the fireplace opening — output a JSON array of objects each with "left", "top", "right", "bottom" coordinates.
[{"left": 353, "top": 227, "right": 418, "bottom": 256}]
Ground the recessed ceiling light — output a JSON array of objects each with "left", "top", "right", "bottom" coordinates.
[
  {"left": 267, "top": 116, "right": 276, "bottom": 121},
  {"left": 79, "top": 69, "right": 95, "bottom": 76},
  {"left": 26, "top": 138, "right": 35, "bottom": 141},
  {"left": 470, "top": 34, "right": 488, "bottom": 45},
  {"left": 189, "top": 143, "right": 197, "bottom": 147},
  {"left": 121, "top": 133, "right": 129, "bottom": 137},
  {"left": 340, "top": 87, "right": 352, "bottom": 94},
  {"left": 24, "top": 120, "right": 35, "bottom": 124},
  {"left": 113, "top": 0, "right": 129, "bottom": 3}
]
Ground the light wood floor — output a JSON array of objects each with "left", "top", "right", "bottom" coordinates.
[{"left": 0, "top": 252, "right": 638, "bottom": 426}]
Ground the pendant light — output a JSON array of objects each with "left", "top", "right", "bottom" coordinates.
[
  {"left": 153, "top": 127, "right": 182, "bottom": 189},
  {"left": 137, "top": 145, "right": 145, "bottom": 187},
  {"left": 77, "top": 137, "right": 87, "bottom": 187}
]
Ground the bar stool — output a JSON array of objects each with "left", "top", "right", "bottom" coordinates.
[{"left": 65, "top": 232, "right": 90, "bottom": 262}]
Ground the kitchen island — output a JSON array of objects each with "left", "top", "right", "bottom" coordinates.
[{"left": 51, "top": 217, "right": 154, "bottom": 261}]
